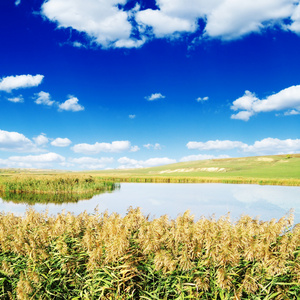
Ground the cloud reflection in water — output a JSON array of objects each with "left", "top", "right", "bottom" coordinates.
[{"left": 0, "top": 183, "right": 299, "bottom": 223}]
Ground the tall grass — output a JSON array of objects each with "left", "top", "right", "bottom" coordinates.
[
  {"left": 0, "top": 175, "right": 117, "bottom": 195},
  {"left": 96, "top": 176, "right": 300, "bottom": 186},
  {"left": 0, "top": 208, "right": 299, "bottom": 299}
]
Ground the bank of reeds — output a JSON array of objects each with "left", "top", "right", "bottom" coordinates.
[
  {"left": 0, "top": 208, "right": 299, "bottom": 299},
  {"left": 0, "top": 175, "right": 117, "bottom": 195},
  {"left": 96, "top": 176, "right": 300, "bottom": 186}
]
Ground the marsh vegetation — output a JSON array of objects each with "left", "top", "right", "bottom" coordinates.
[
  {"left": 0, "top": 175, "right": 117, "bottom": 199},
  {"left": 0, "top": 208, "right": 299, "bottom": 299}
]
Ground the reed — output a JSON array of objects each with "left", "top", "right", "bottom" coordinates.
[
  {"left": 0, "top": 208, "right": 299, "bottom": 299},
  {"left": 95, "top": 175, "right": 300, "bottom": 186},
  {"left": 0, "top": 175, "right": 117, "bottom": 195}
]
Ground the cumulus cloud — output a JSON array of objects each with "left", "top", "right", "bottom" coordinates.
[
  {"left": 285, "top": 2, "right": 300, "bottom": 33},
  {"left": 196, "top": 96, "right": 209, "bottom": 102},
  {"left": 244, "top": 138, "right": 300, "bottom": 154},
  {"left": 0, "top": 74, "right": 44, "bottom": 92},
  {"left": 136, "top": 9, "right": 197, "bottom": 37},
  {"left": 0, "top": 129, "right": 39, "bottom": 152},
  {"left": 39, "top": 0, "right": 300, "bottom": 48},
  {"left": 143, "top": 143, "right": 162, "bottom": 150},
  {"left": 204, "top": 0, "right": 294, "bottom": 40},
  {"left": 130, "top": 145, "right": 140, "bottom": 152},
  {"left": 58, "top": 96, "right": 84, "bottom": 112},
  {"left": 180, "top": 154, "right": 230, "bottom": 162},
  {"left": 51, "top": 138, "right": 72, "bottom": 147},
  {"left": 284, "top": 109, "right": 300, "bottom": 116},
  {"left": 118, "top": 156, "right": 176, "bottom": 169},
  {"left": 187, "top": 140, "right": 246, "bottom": 151},
  {"left": 33, "top": 134, "right": 49, "bottom": 146},
  {"left": 69, "top": 156, "right": 114, "bottom": 169},
  {"left": 0, "top": 152, "right": 65, "bottom": 169},
  {"left": 129, "top": 114, "right": 136, "bottom": 119},
  {"left": 145, "top": 93, "right": 166, "bottom": 101},
  {"left": 41, "top": 0, "right": 142, "bottom": 48},
  {"left": 231, "top": 85, "right": 300, "bottom": 121},
  {"left": 7, "top": 95, "right": 24, "bottom": 103},
  {"left": 186, "top": 138, "right": 300, "bottom": 155},
  {"left": 72, "top": 140, "right": 132, "bottom": 154},
  {"left": 34, "top": 91, "right": 55, "bottom": 106}
]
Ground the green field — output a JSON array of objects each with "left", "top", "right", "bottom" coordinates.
[
  {"left": 84, "top": 154, "right": 300, "bottom": 186},
  {"left": 1, "top": 154, "right": 300, "bottom": 186}
]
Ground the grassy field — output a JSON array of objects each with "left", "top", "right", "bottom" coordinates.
[
  {"left": 1, "top": 154, "right": 299, "bottom": 186},
  {"left": 84, "top": 154, "right": 300, "bottom": 186},
  {"left": 0, "top": 208, "right": 299, "bottom": 299}
]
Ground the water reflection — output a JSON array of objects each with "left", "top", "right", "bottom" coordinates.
[
  {"left": 0, "top": 190, "right": 107, "bottom": 205},
  {"left": 0, "top": 183, "right": 299, "bottom": 223}
]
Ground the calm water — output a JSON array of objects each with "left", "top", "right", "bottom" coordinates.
[{"left": 0, "top": 183, "right": 299, "bottom": 223}]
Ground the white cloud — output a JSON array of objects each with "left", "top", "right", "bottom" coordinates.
[
  {"left": 244, "top": 138, "right": 300, "bottom": 154},
  {"left": 180, "top": 154, "right": 230, "bottom": 162},
  {"left": 34, "top": 91, "right": 55, "bottom": 106},
  {"left": 204, "top": 0, "right": 294, "bottom": 40},
  {"left": 129, "top": 114, "right": 136, "bottom": 119},
  {"left": 9, "top": 152, "right": 65, "bottom": 163},
  {"left": 33, "top": 134, "right": 49, "bottom": 146},
  {"left": 0, "top": 152, "right": 65, "bottom": 169},
  {"left": 72, "top": 140, "right": 131, "bottom": 154},
  {"left": 230, "top": 110, "right": 255, "bottom": 122},
  {"left": 15, "top": 0, "right": 21, "bottom": 6},
  {"left": 136, "top": 9, "right": 197, "bottom": 37},
  {"left": 145, "top": 93, "right": 166, "bottom": 101},
  {"left": 0, "top": 74, "right": 44, "bottom": 92},
  {"left": 41, "top": 0, "right": 143, "bottom": 49},
  {"left": 196, "top": 96, "right": 209, "bottom": 102},
  {"left": 7, "top": 95, "right": 24, "bottom": 103},
  {"left": 231, "top": 85, "right": 300, "bottom": 121},
  {"left": 118, "top": 156, "right": 176, "bottom": 169},
  {"left": 69, "top": 156, "right": 114, "bottom": 169},
  {"left": 187, "top": 140, "right": 246, "bottom": 151},
  {"left": 39, "top": 0, "right": 300, "bottom": 47},
  {"left": 58, "top": 96, "right": 84, "bottom": 112},
  {"left": 284, "top": 109, "right": 300, "bottom": 116},
  {"left": 186, "top": 138, "right": 300, "bottom": 155},
  {"left": 51, "top": 137, "right": 72, "bottom": 147},
  {"left": 286, "top": 2, "right": 300, "bottom": 33},
  {"left": 114, "top": 38, "right": 146, "bottom": 49},
  {"left": 143, "top": 143, "right": 162, "bottom": 150},
  {"left": 0, "top": 129, "right": 39, "bottom": 152},
  {"left": 130, "top": 145, "right": 140, "bottom": 152}
]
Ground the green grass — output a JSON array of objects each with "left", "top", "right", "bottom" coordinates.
[
  {"left": 1, "top": 154, "right": 299, "bottom": 186},
  {"left": 0, "top": 175, "right": 118, "bottom": 203},
  {"left": 84, "top": 154, "right": 300, "bottom": 186}
]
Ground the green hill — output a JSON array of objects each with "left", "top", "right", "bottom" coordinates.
[
  {"left": 1, "top": 154, "right": 299, "bottom": 186},
  {"left": 87, "top": 154, "right": 300, "bottom": 186}
]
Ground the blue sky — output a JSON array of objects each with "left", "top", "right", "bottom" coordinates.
[{"left": 0, "top": 0, "right": 300, "bottom": 170}]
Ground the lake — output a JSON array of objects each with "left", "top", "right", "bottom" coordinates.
[{"left": 0, "top": 183, "right": 299, "bottom": 224}]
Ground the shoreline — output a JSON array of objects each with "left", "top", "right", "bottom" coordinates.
[{"left": 95, "top": 175, "right": 300, "bottom": 186}]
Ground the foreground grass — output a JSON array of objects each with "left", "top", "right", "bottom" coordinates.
[{"left": 0, "top": 208, "right": 299, "bottom": 299}]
